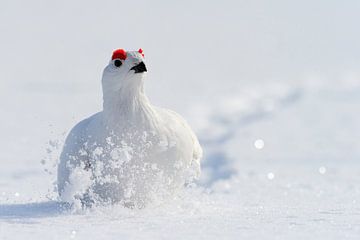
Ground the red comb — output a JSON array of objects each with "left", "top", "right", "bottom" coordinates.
[
  {"left": 112, "top": 49, "right": 127, "bottom": 60},
  {"left": 138, "top": 48, "right": 144, "bottom": 57}
]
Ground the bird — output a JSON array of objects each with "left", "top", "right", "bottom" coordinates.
[{"left": 57, "top": 48, "right": 202, "bottom": 208}]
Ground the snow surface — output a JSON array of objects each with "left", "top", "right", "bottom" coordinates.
[
  {"left": 1, "top": 81, "right": 360, "bottom": 239},
  {"left": 1, "top": 0, "right": 360, "bottom": 239}
]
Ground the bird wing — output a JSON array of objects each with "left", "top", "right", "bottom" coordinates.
[
  {"left": 158, "top": 108, "right": 203, "bottom": 179},
  {"left": 57, "top": 113, "right": 97, "bottom": 196}
]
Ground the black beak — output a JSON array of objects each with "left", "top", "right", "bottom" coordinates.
[{"left": 130, "top": 61, "right": 147, "bottom": 73}]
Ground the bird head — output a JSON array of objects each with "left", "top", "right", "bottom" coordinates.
[{"left": 102, "top": 48, "right": 147, "bottom": 100}]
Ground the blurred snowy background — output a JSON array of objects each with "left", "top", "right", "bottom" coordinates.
[{"left": 1, "top": 0, "right": 360, "bottom": 239}]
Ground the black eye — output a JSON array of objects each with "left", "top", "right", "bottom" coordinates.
[{"left": 114, "top": 59, "right": 122, "bottom": 67}]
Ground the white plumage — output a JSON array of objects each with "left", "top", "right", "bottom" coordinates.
[{"left": 57, "top": 49, "right": 202, "bottom": 208}]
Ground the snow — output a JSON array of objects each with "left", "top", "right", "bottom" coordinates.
[
  {"left": 1, "top": 0, "right": 360, "bottom": 239},
  {"left": 1, "top": 82, "right": 360, "bottom": 239}
]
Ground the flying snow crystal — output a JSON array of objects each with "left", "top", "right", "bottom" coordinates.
[
  {"left": 267, "top": 172, "right": 275, "bottom": 180},
  {"left": 254, "top": 139, "right": 265, "bottom": 149},
  {"left": 57, "top": 49, "right": 202, "bottom": 208},
  {"left": 70, "top": 230, "right": 76, "bottom": 239},
  {"left": 14, "top": 192, "right": 20, "bottom": 197},
  {"left": 319, "top": 166, "right": 327, "bottom": 175}
]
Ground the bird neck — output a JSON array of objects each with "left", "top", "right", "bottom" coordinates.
[{"left": 102, "top": 86, "right": 158, "bottom": 128}]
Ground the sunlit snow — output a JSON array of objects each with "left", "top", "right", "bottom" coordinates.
[{"left": 1, "top": 0, "right": 360, "bottom": 239}]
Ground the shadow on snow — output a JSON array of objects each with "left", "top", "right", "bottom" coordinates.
[{"left": 0, "top": 201, "right": 70, "bottom": 219}]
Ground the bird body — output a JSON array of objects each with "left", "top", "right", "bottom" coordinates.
[{"left": 57, "top": 49, "right": 202, "bottom": 208}]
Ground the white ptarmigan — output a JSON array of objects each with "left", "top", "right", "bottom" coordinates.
[{"left": 57, "top": 49, "right": 202, "bottom": 208}]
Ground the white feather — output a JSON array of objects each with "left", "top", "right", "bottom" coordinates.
[{"left": 57, "top": 50, "right": 202, "bottom": 207}]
